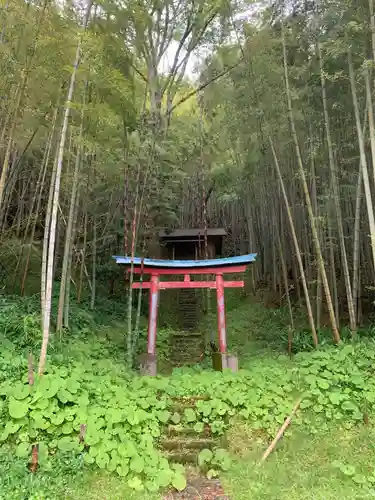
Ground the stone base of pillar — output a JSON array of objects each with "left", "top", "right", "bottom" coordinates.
[
  {"left": 212, "top": 352, "right": 239, "bottom": 372},
  {"left": 139, "top": 353, "right": 157, "bottom": 376},
  {"left": 227, "top": 354, "right": 239, "bottom": 372}
]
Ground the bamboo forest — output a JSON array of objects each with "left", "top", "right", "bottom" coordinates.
[{"left": 4, "top": 0, "right": 375, "bottom": 498}]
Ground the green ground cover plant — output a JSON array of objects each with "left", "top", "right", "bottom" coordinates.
[
  {"left": 2, "top": 296, "right": 375, "bottom": 498},
  {"left": 2, "top": 332, "right": 375, "bottom": 494}
]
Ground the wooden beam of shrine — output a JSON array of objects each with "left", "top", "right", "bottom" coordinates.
[
  {"left": 131, "top": 265, "right": 247, "bottom": 275},
  {"left": 132, "top": 280, "right": 244, "bottom": 290}
]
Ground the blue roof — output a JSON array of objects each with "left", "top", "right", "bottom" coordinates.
[{"left": 112, "top": 254, "right": 257, "bottom": 269}]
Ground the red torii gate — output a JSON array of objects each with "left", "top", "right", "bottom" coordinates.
[{"left": 113, "top": 254, "right": 257, "bottom": 374}]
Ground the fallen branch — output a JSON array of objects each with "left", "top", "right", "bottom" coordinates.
[{"left": 260, "top": 397, "right": 302, "bottom": 463}]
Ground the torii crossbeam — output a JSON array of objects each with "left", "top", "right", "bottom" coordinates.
[{"left": 113, "top": 254, "right": 257, "bottom": 374}]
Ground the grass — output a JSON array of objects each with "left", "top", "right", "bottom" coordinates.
[
  {"left": 223, "top": 422, "right": 375, "bottom": 499},
  {"left": 0, "top": 447, "right": 158, "bottom": 500},
  {"left": 3, "top": 424, "right": 374, "bottom": 499}
]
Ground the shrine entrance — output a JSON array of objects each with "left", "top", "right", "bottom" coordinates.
[{"left": 113, "top": 254, "right": 257, "bottom": 375}]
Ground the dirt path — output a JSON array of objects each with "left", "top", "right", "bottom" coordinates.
[{"left": 164, "top": 470, "right": 229, "bottom": 500}]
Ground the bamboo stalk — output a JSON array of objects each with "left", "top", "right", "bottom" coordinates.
[
  {"left": 269, "top": 136, "right": 318, "bottom": 346},
  {"left": 318, "top": 43, "right": 356, "bottom": 333},
  {"left": 349, "top": 51, "right": 375, "bottom": 275},
  {"left": 281, "top": 23, "right": 340, "bottom": 343},
  {"left": 260, "top": 398, "right": 302, "bottom": 463}
]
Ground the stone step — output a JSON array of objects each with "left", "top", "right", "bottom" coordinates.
[
  {"left": 170, "top": 360, "right": 202, "bottom": 367},
  {"left": 170, "top": 347, "right": 202, "bottom": 353},
  {"left": 170, "top": 340, "right": 202, "bottom": 346},
  {"left": 171, "top": 331, "right": 203, "bottom": 338},
  {"left": 171, "top": 347, "right": 203, "bottom": 352},
  {"left": 169, "top": 396, "right": 208, "bottom": 412},
  {"left": 160, "top": 438, "right": 216, "bottom": 451},
  {"left": 171, "top": 396, "right": 209, "bottom": 403},
  {"left": 170, "top": 349, "right": 202, "bottom": 355},
  {"left": 170, "top": 349, "right": 203, "bottom": 355},
  {"left": 170, "top": 348, "right": 202, "bottom": 354},
  {"left": 170, "top": 327, "right": 204, "bottom": 366},
  {"left": 166, "top": 425, "right": 211, "bottom": 438},
  {"left": 170, "top": 353, "right": 202, "bottom": 360},
  {"left": 163, "top": 450, "right": 198, "bottom": 464}
]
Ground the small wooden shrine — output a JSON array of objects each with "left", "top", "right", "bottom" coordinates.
[{"left": 159, "top": 228, "right": 226, "bottom": 260}]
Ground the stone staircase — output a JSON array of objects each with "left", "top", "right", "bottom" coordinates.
[
  {"left": 177, "top": 289, "right": 200, "bottom": 330},
  {"left": 169, "top": 289, "right": 205, "bottom": 366},
  {"left": 159, "top": 397, "right": 223, "bottom": 464}
]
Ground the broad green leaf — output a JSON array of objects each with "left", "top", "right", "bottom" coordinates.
[
  {"left": 184, "top": 408, "right": 196, "bottom": 423},
  {"left": 194, "top": 422, "right": 204, "bottom": 433},
  {"left": 84, "top": 453, "right": 95, "bottom": 464},
  {"left": 328, "top": 393, "right": 342, "bottom": 405},
  {"left": 107, "top": 458, "right": 117, "bottom": 472},
  {"left": 61, "top": 422, "right": 73, "bottom": 434},
  {"left": 1, "top": 420, "right": 21, "bottom": 440},
  {"left": 38, "top": 442, "right": 49, "bottom": 459},
  {"left": 171, "top": 412, "right": 181, "bottom": 424},
  {"left": 157, "top": 410, "right": 170, "bottom": 423},
  {"left": 157, "top": 468, "right": 172, "bottom": 487},
  {"left": 12, "top": 382, "right": 29, "bottom": 400},
  {"left": 172, "top": 463, "right": 185, "bottom": 475},
  {"left": 300, "top": 399, "right": 312, "bottom": 409},
  {"left": 9, "top": 397, "right": 29, "bottom": 419},
  {"left": 44, "top": 378, "right": 63, "bottom": 398},
  {"left": 108, "top": 408, "right": 123, "bottom": 424},
  {"left": 51, "top": 413, "right": 65, "bottom": 426},
  {"left": 172, "top": 472, "right": 187, "bottom": 491},
  {"left": 341, "top": 401, "right": 359, "bottom": 412},
  {"left": 117, "top": 463, "right": 129, "bottom": 477},
  {"left": 207, "top": 469, "right": 218, "bottom": 479},
  {"left": 145, "top": 480, "right": 159, "bottom": 492},
  {"left": 57, "top": 437, "right": 77, "bottom": 452},
  {"left": 198, "top": 448, "right": 213, "bottom": 467},
  {"left": 130, "top": 456, "right": 144, "bottom": 473},
  {"left": 341, "top": 464, "right": 356, "bottom": 476},
  {"left": 96, "top": 452, "right": 110, "bottom": 469},
  {"left": 16, "top": 442, "right": 30, "bottom": 458},
  {"left": 118, "top": 442, "right": 136, "bottom": 458},
  {"left": 128, "top": 476, "right": 144, "bottom": 491},
  {"left": 317, "top": 379, "right": 329, "bottom": 390}
]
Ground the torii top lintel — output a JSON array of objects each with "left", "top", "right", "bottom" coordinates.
[
  {"left": 113, "top": 254, "right": 257, "bottom": 273},
  {"left": 112, "top": 254, "right": 257, "bottom": 290}
]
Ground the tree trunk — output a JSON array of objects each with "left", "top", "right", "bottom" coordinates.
[
  {"left": 349, "top": 51, "right": 375, "bottom": 275},
  {"left": 38, "top": 0, "right": 93, "bottom": 375},
  {"left": 318, "top": 44, "right": 356, "bottom": 333},
  {"left": 20, "top": 109, "right": 57, "bottom": 295},
  {"left": 57, "top": 95, "right": 85, "bottom": 332},
  {"left": 269, "top": 135, "right": 318, "bottom": 346},
  {"left": 281, "top": 24, "right": 340, "bottom": 343},
  {"left": 90, "top": 217, "right": 96, "bottom": 310}
]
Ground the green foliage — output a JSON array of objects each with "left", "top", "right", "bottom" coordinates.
[
  {"left": 0, "top": 362, "right": 176, "bottom": 491},
  {"left": 0, "top": 296, "right": 42, "bottom": 349},
  {"left": 198, "top": 448, "right": 231, "bottom": 478},
  {"left": 331, "top": 460, "right": 375, "bottom": 487},
  {"left": 295, "top": 343, "right": 375, "bottom": 430},
  {"left": 3, "top": 336, "right": 375, "bottom": 492},
  {"left": 3, "top": 292, "right": 375, "bottom": 494}
]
